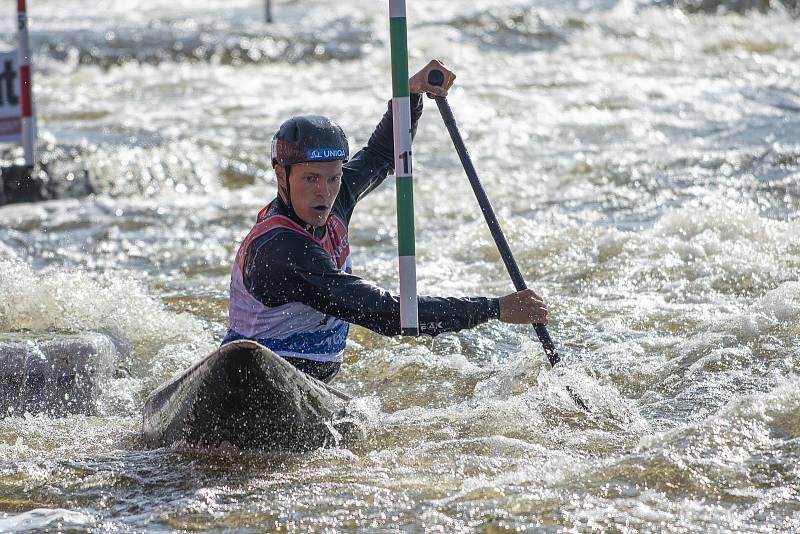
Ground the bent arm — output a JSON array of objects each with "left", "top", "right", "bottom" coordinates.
[
  {"left": 335, "top": 93, "right": 424, "bottom": 221},
  {"left": 245, "top": 231, "right": 499, "bottom": 336}
]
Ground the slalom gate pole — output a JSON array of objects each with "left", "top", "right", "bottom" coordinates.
[
  {"left": 17, "top": 0, "right": 35, "bottom": 167},
  {"left": 388, "top": 0, "right": 418, "bottom": 336},
  {"left": 427, "top": 69, "right": 589, "bottom": 411}
]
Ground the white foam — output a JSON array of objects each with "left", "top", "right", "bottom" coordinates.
[
  {"left": 759, "top": 281, "right": 800, "bottom": 323},
  {"left": 0, "top": 240, "right": 16, "bottom": 260},
  {"left": 716, "top": 377, "right": 800, "bottom": 439},
  {"left": 0, "top": 202, "right": 49, "bottom": 230},
  {"left": 638, "top": 376, "right": 800, "bottom": 454},
  {"left": 0, "top": 508, "right": 94, "bottom": 532},
  {"left": 0, "top": 258, "right": 211, "bottom": 355},
  {"left": 702, "top": 281, "right": 800, "bottom": 342}
]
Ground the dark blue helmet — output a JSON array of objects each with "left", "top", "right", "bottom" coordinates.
[{"left": 271, "top": 115, "right": 349, "bottom": 167}]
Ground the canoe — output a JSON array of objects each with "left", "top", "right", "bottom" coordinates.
[{"left": 142, "top": 340, "right": 357, "bottom": 451}]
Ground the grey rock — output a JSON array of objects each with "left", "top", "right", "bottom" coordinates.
[{"left": 0, "top": 332, "right": 119, "bottom": 417}]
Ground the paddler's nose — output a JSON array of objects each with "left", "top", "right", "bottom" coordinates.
[
  {"left": 320, "top": 179, "right": 335, "bottom": 198},
  {"left": 313, "top": 179, "right": 326, "bottom": 196}
]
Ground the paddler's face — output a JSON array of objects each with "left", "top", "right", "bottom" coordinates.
[{"left": 277, "top": 161, "right": 343, "bottom": 227}]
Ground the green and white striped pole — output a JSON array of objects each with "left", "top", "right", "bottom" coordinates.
[{"left": 389, "top": 0, "right": 418, "bottom": 336}]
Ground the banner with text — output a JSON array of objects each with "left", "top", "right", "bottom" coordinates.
[{"left": 0, "top": 50, "right": 21, "bottom": 143}]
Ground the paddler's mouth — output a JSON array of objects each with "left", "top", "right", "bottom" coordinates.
[{"left": 312, "top": 205, "right": 330, "bottom": 215}]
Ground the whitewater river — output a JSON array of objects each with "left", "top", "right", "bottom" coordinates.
[{"left": 1, "top": 0, "right": 799, "bottom": 531}]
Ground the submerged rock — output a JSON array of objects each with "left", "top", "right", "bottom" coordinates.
[
  {"left": 0, "top": 332, "right": 119, "bottom": 417},
  {"left": 0, "top": 144, "right": 94, "bottom": 206}
]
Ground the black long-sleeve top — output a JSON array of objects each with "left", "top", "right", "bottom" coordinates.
[{"left": 241, "top": 94, "right": 500, "bottom": 336}]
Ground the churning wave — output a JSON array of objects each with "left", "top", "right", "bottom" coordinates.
[
  {"left": 443, "top": 7, "right": 578, "bottom": 52},
  {"left": 648, "top": 0, "right": 799, "bottom": 14},
  {"left": 1, "top": 139, "right": 223, "bottom": 201},
  {"left": 19, "top": 17, "right": 375, "bottom": 70}
]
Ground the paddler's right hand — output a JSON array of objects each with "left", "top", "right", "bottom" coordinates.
[
  {"left": 409, "top": 59, "right": 456, "bottom": 98},
  {"left": 498, "top": 288, "right": 548, "bottom": 325}
]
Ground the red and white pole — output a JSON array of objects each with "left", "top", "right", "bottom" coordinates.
[{"left": 17, "top": 0, "right": 35, "bottom": 167}]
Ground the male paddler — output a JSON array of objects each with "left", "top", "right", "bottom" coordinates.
[{"left": 223, "top": 60, "right": 548, "bottom": 383}]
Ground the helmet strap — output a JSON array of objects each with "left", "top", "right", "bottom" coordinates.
[
  {"left": 281, "top": 164, "right": 307, "bottom": 227},
  {"left": 281, "top": 164, "right": 292, "bottom": 209}
]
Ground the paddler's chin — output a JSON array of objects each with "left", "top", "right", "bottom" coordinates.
[{"left": 296, "top": 205, "right": 330, "bottom": 227}]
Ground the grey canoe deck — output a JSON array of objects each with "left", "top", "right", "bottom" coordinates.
[{"left": 142, "top": 340, "right": 355, "bottom": 451}]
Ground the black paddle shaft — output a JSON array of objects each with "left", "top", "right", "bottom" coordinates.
[{"left": 427, "top": 69, "right": 560, "bottom": 366}]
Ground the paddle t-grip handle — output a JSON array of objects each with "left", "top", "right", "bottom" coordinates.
[{"left": 427, "top": 69, "right": 445, "bottom": 87}]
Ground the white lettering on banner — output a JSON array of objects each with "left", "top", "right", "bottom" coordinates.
[{"left": 0, "top": 50, "right": 21, "bottom": 143}]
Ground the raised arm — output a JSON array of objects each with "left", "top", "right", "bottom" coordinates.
[
  {"left": 335, "top": 60, "right": 457, "bottom": 221},
  {"left": 334, "top": 94, "right": 422, "bottom": 221}
]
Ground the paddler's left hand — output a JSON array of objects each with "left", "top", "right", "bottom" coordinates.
[
  {"left": 498, "top": 288, "right": 549, "bottom": 325},
  {"left": 409, "top": 59, "right": 456, "bottom": 97}
]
